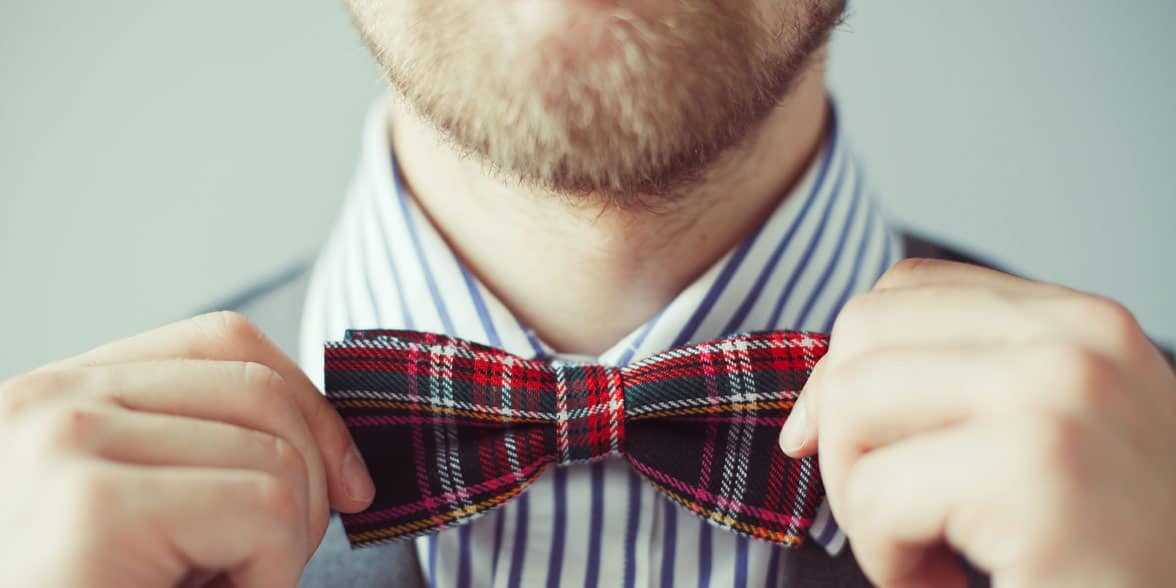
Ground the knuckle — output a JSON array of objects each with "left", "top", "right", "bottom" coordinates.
[
  {"left": 265, "top": 433, "right": 308, "bottom": 480},
  {"left": 2, "top": 369, "right": 75, "bottom": 403},
  {"left": 840, "top": 452, "right": 885, "bottom": 533},
  {"left": 875, "top": 257, "right": 939, "bottom": 288},
  {"left": 1039, "top": 417, "right": 1083, "bottom": 464},
  {"left": 252, "top": 474, "right": 301, "bottom": 523},
  {"left": 240, "top": 361, "right": 287, "bottom": 395},
  {"left": 37, "top": 406, "right": 101, "bottom": 451},
  {"left": 236, "top": 362, "right": 289, "bottom": 416},
  {"left": 0, "top": 379, "right": 25, "bottom": 420},
  {"left": 829, "top": 294, "right": 890, "bottom": 361},
  {"left": 1081, "top": 295, "right": 1136, "bottom": 328},
  {"left": 1029, "top": 343, "right": 1119, "bottom": 409},
  {"left": 814, "top": 361, "right": 855, "bottom": 431},
  {"left": 830, "top": 293, "right": 874, "bottom": 341},
  {"left": 837, "top": 292, "right": 873, "bottom": 321},
  {"left": 198, "top": 310, "right": 268, "bottom": 349},
  {"left": 304, "top": 387, "right": 339, "bottom": 438},
  {"left": 1080, "top": 296, "right": 1143, "bottom": 349},
  {"left": 1010, "top": 419, "right": 1088, "bottom": 553},
  {"left": 1017, "top": 414, "right": 1087, "bottom": 483}
]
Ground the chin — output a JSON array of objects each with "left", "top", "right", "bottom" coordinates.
[
  {"left": 494, "top": 0, "right": 675, "bottom": 63},
  {"left": 512, "top": 0, "right": 671, "bottom": 19}
]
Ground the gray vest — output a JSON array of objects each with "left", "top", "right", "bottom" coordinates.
[{"left": 222, "top": 234, "right": 1170, "bottom": 587}]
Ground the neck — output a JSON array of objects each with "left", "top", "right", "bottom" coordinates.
[{"left": 390, "top": 61, "right": 829, "bottom": 356}]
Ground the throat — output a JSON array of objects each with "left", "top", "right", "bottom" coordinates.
[{"left": 450, "top": 207, "right": 728, "bottom": 356}]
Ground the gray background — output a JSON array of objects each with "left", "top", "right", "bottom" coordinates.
[{"left": 2, "top": 1, "right": 1173, "bottom": 378}]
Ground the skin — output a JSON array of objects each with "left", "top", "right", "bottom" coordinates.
[
  {"left": 779, "top": 259, "right": 1176, "bottom": 587},
  {"left": 369, "top": 0, "right": 842, "bottom": 352},
  {"left": 390, "top": 68, "right": 829, "bottom": 353},
  {"left": 3, "top": 1, "right": 1175, "bottom": 586},
  {"left": 0, "top": 312, "right": 375, "bottom": 587}
]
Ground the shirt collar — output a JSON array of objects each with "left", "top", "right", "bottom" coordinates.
[{"left": 300, "top": 96, "right": 903, "bottom": 556}]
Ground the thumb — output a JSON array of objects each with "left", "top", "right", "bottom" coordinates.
[{"left": 778, "top": 358, "right": 828, "bottom": 457}]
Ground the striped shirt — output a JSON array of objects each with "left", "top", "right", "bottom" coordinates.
[{"left": 299, "top": 99, "right": 903, "bottom": 588}]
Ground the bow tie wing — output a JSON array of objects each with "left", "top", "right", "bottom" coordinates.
[
  {"left": 325, "top": 330, "right": 561, "bottom": 546},
  {"left": 620, "top": 331, "right": 828, "bottom": 546}
]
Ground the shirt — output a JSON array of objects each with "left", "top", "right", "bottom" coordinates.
[{"left": 299, "top": 98, "right": 903, "bottom": 588}]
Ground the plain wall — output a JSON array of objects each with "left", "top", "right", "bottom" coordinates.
[{"left": 2, "top": 1, "right": 1173, "bottom": 378}]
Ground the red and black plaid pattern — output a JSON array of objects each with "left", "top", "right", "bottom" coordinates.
[
  {"left": 325, "top": 329, "right": 827, "bottom": 548},
  {"left": 550, "top": 362, "right": 625, "bottom": 464}
]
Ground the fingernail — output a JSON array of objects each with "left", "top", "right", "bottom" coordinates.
[
  {"left": 342, "top": 444, "right": 375, "bottom": 503},
  {"left": 779, "top": 395, "right": 807, "bottom": 453}
]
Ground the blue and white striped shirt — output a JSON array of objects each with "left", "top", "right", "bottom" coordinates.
[{"left": 300, "top": 99, "right": 903, "bottom": 588}]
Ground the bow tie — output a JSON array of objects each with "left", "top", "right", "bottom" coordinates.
[{"left": 324, "top": 329, "right": 827, "bottom": 549}]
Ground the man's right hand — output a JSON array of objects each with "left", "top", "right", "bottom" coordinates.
[{"left": 0, "top": 312, "right": 375, "bottom": 587}]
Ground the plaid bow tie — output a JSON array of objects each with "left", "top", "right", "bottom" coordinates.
[{"left": 324, "top": 329, "right": 827, "bottom": 548}]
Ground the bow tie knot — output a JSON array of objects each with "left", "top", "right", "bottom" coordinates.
[{"left": 549, "top": 362, "right": 625, "bottom": 465}]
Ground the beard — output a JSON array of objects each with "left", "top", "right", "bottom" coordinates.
[{"left": 345, "top": 0, "right": 846, "bottom": 204}]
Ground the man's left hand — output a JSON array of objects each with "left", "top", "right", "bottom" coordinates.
[{"left": 779, "top": 259, "right": 1176, "bottom": 587}]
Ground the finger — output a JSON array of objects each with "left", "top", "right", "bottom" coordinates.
[
  {"left": 49, "top": 312, "right": 372, "bottom": 517},
  {"left": 873, "top": 258, "right": 1042, "bottom": 293},
  {"left": 792, "top": 342, "right": 1112, "bottom": 509},
  {"left": 829, "top": 286, "right": 1035, "bottom": 364},
  {"left": 9, "top": 358, "right": 365, "bottom": 550},
  {"left": 779, "top": 358, "right": 826, "bottom": 457},
  {"left": 787, "top": 346, "right": 1005, "bottom": 461},
  {"left": 86, "top": 405, "right": 308, "bottom": 476},
  {"left": 5, "top": 364, "right": 322, "bottom": 552},
  {"left": 836, "top": 424, "right": 996, "bottom": 588},
  {"left": 83, "top": 408, "right": 312, "bottom": 542},
  {"left": 1028, "top": 292, "right": 1153, "bottom": 361},
  {"left": 112, "top": 465, "right": 309, "bottom": 588},
  {"left": 787, "top": 335, "right": 1132, "bottom": 461},
  {"left": 9, "top": 360, "right": 316, "bottom": 475},
  {"left": 870, "top": 261, "right": 1143, "bottom": 362},
  {"left": 41, "top": 360, "right": 334, "bottom": 540},
  {"left": 811, "top": 349, "right": 989, "bottom": 560},
  {"left": 784, "top": 286, "right": 1027, "bottom": 459}
]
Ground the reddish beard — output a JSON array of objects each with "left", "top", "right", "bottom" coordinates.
[{"left": 347, "top": 0, "right": 846, "bottom": 205}]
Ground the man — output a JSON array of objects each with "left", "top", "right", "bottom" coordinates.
[{"left": 1, "top": 1, "right": 1173, "bottom": 586}]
